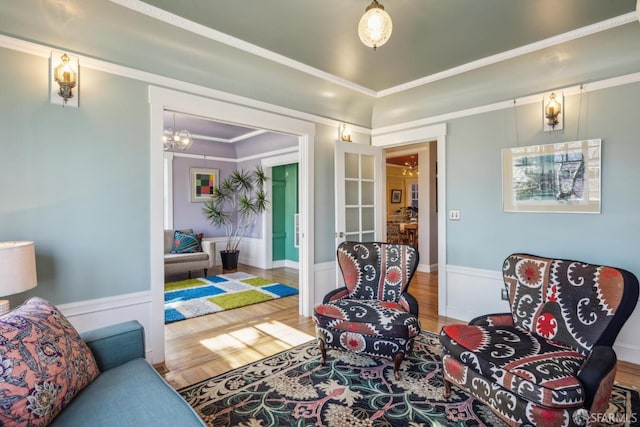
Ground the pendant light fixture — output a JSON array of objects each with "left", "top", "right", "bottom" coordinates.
[
  {"left": 163, "top": 112, "right": 193, "bottom": 152},
  {"left": 358, "top": 0, "right": 393, "bottom": 50}
]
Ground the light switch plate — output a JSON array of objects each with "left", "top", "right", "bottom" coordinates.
[{"left": 449, "top": 209, "right": 460, "bottom": 220}]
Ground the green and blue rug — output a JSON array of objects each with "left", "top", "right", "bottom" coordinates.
[
  {"left": 179, "top": 331, "right": 640, "bottom": 426},
  {"left": 164, "top": 271, "right": 298, "bottom": 324}
]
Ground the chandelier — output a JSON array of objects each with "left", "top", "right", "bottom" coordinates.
[
  {"left": 358, "top": 0, "right": 393, "bottom": 50},
  {"left": 163, "top": 112, "right": 193, "bottom": 152},
  {"left": 402, "top": 156, "right": 419, "bottom": 177}
]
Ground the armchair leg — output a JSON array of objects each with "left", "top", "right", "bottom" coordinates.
[
  {"left": 204, "top": 268, "right": 208, "bottom": 276},
  {"left": 442, "top": 376, "right": 451, "bottom": 398},
  {"left": 318, "top": 338, "right": 327, "bottom": 365},
  {"left": 188, "top": 271, "right": 192, "bottom": 279},
  {"left": 393, "top": 353, "right": 404, "bottom": 380}
]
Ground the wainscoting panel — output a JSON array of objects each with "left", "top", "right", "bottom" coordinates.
[
  {"left": 314, "top": 261, "right": 337, "bottom": 307},
  {"left": 57, "top": 291, "right": 153, "bottom": 360},
  {"left": 444, "top": 264, "right": 508, "bottom": 322}
]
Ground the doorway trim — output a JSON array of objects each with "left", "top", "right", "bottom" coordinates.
[
  {"left": 372, "top": 122, "right": 447, "bottom": 317},
  {"left": 149, "top": 86, "right": 315, "bottom": 364}
]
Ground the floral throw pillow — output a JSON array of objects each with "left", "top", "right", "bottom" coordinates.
[
  {"left": 0, "top": 297, "right": 100, "bottom": 426},
  {"left": 170, "top": 230, "right": 202, "bottom": 253}
]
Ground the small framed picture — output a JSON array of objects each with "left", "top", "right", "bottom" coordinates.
[
  {"left": 391, "top": 189, "right": 402, "bottom": 203},
  {"left": 190, "top": 168, "right": 219, "bottom": 202}
]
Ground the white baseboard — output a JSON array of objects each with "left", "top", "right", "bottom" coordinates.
[
  {"left": 417, "top": 263, "right": 438, "bottom": 273},
  {"left": 273, "top": 259, "right": 300, "bottom": 269},
  {"left": 57, "top": 291, "right": 154, "bottom": 361}
]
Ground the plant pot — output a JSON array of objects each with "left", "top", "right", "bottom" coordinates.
[{"left": 220, "top": 250, "right": 240, "bottom": 271}]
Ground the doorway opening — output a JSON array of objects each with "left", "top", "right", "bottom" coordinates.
[
  {"left": 149, "top": 86, "right": 315, "bottom": 365},
  {"left": 384, "top": 142, "right": 438, "bottom": 273}
]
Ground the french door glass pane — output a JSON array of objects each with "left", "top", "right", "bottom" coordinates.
[
  {"left": 346, "top": 207, "right": 360, "bottom": 233},
  {"left": 345, "top": 153, "right": 359, "bottom": 179},
  {"left": 345, "top": 181, "right": 359, "bottom": 205},
  {"left": 361, "top": 181, "right": 374, "bottom": 205}
]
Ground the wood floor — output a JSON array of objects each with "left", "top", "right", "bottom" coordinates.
[{"left": 160, "top": 264, "right": 639, "bottom": 390}]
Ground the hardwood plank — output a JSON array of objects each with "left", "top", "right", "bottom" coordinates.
[{"left": 161, "top": 265, "right": 639, "bottom": 391}]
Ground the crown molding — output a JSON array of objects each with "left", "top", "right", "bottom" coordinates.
[
  {"left": 170, "top": 146, "right": 299, "bottom": 163},
  {"left": 108, "top": 0, "right": 377, "bottom": 97},
  {"left": 0, "top": 33, "right": 371, "bottom": 134},
  {"left": 373, "top": 71, "right": 640, "bottom": 137},
  {"left": 378, "top": 12, "right": 638, "bottom": 98},
  {"left": 9, "top": 2, "right": 634, "bottom": 102},
  {"left": 107, "top": 2, "right": 636, "bottom": 99},
  {"left": 191, "top": 129, "right": 267, "bottom": 144}
]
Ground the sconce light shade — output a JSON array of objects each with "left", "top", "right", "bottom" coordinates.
[
  {"left": 338, "top": 123, "right": 352, "bottom": 142},
  {"left": 543, "top": 92, "right": 564, "bottom": 131},
  {"left": 0, "top": 241, "right": 37, "bottom": 314},
  {"left": 50, "top": 51, "right": 79, "bottom": 107},
  {"left": 358, "top": 0, "right": 393, "bottom": 50}
]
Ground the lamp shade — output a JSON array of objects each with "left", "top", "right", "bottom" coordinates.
[
  {"left": 0, "top": 241, "right": 37, "bottom": 297},
  {"left": 358, "top": 0, "right": 393, "bottom": 49}
]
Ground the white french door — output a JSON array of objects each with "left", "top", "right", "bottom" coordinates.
[{"left": 334, "top": 141, "right": 385, "bottom": 248}]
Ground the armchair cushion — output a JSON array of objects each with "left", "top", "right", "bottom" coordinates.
[
  {"left": 314, "top": 299, "right": 420, "bottom": 339},
  {"left": 440, "top": 324, "right": 586, "bottom": 408}
]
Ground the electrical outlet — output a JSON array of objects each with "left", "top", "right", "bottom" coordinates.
[
  {"left": 501, "top": 288, "right": 509, "bottom": 301},
  {"left": 449, "top": 209, "right": 460, "bottom": 220}
]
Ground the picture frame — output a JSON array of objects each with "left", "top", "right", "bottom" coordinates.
[
  {"left": 391, "top": 189, "right": 402, "bottom": 203},
  {"left": 502, "top": 139, "right": 601, "bottom": 213},
  {"left": 190, "top": 168, "right": 219, "bottom": 203}
]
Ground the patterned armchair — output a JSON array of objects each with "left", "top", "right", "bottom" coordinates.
[
  {"left": 313, "top": 241, "right": 420, "bottom": 379},
  {"left": 439, "top": 254, "right": 639, "bottom": 427}
]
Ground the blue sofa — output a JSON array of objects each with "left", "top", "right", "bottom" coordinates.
[{"left": 49, "top": 320, "right": 205, "bottom": 427}]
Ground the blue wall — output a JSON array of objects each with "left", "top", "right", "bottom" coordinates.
[
  {"left": 0, "top": 49, "right": 150, "bottom": 304},
  {"left": 446, "top": 82, "right": 640, "bottom": 275}
]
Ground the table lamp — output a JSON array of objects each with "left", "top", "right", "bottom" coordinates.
[{"left": 0, "top": 241, "right": 38, "bottom": 314}]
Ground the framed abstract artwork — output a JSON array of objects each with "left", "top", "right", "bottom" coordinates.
[
  {"left": 190, "top": 168, "right": 219, "bottom": 202},
  {"left": 502, "top": 139, "right": 601, "bottom": 213},
  {"left": 391, "top": 189, "right": 402, "bottom": 203}
]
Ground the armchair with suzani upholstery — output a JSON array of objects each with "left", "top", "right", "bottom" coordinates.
[
  {"left": 439, "top": 253, "right": 639, "bottom": 426},
  {"left": 313, "top": 241, "right": 420, "bottom": 379}
]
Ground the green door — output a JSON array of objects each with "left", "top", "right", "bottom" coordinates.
[{"left": 272, "top": 163, "right": 299, "bottom": 263}]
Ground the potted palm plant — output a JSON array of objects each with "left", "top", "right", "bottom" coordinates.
[{"left": 203, "top": 166, "right": 268, "bottom": 270}]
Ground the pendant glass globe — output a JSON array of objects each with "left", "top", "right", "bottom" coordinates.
[
  {"left": 163, "top": 128, "right": 193, "bottom": 151},
  {"left": 358, "top": 1, "right": 392, "bottom": 50}
]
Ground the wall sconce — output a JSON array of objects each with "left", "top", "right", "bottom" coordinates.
[
  {"left": 50, "top": 51, "right": 79, "bottom": 107},
  {"left": 543, "top": 92, "right": 563, "bottom": 131},
  {"left": 338, "top": 123, "right": 352, "bottom": 142}
]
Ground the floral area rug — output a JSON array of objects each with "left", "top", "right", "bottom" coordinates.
[
  {"left": 178, "top": 331, "right": 639, "bottom": 426},
  {"left": 164, "top": 271, "right": 298, "bottom": 324}
]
